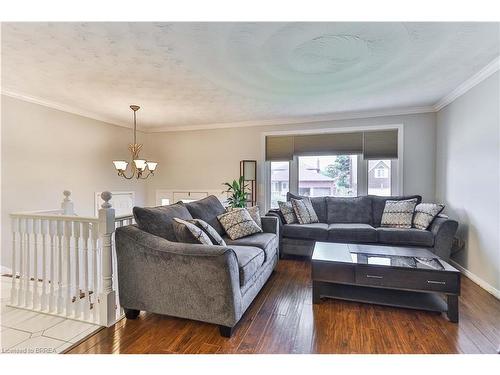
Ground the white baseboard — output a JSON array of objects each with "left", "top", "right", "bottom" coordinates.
[{"left": 448, "top": 259, "right": 500, "bottom": 300}]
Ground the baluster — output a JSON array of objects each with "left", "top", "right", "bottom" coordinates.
[
  {"left": 91, "top": 224, "right": 99, "bottom": 323},
  {"left": 73, "top": 221, "right": 81, "bottom": 318},
  {"left": 57, "top": 220, "right": 64, "bottom": 314},
  {"left": 33, "top": 219, "right": 40, "bottom": 309},
  {"left": 65, "top": 221, "right": 73, "bottom": 317},
  {"left": 24, "top": 218, "right": 32, "bottom": 307},
  {"left": 82, "top": 222, "right": 91, "bottom": 320},
  {"left": 49, "top": 220, "right": 56, "bottom": 312},
  {"left": 41, "top": 219, "right": 49, "bottom": 310},
  {"left": 17, "top": 218, "right": 25, "bottom": 305},
  {"left": 10, "top": 217, "right": 18, "bottom": 305}
]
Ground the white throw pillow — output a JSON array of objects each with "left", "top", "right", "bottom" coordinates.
[
  {"left": 217, "top": 208, "right": 263, "bottom": 240},
  {"left": 278, "top": 201, "right": 298, "bottom": 224},
  {"left": 412, "top": 203, "right": 445, "bottom": 230},
  {"left": 291, "top": 197, "right": 319, "bottom": 224},
  {"left": 380, "top": 198, "right": 418, "bottom": 229}
]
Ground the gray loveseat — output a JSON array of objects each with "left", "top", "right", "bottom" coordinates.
[
  {"left": 115, "top": 195, "right": 279, "bottom": 337},
  {"left": 267, "top": 193, "right": 458, "bottom": 261}
]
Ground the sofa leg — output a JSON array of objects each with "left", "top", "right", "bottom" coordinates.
[
  {"left": 124, "top": 308, "right": 140, "bottom": 319},
  {"left": 219, "top": 325, "right": 234, "bottom": 338}
]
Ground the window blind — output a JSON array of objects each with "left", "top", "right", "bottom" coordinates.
[
  {"left": 363, "top": 130, "right": 398, "bottom": 159},
  {"left": 265, "top": 136, "right": 294, "bottom": 161},
  {"left": 265, "top": 129, "right": 398, "bottom": 161}
]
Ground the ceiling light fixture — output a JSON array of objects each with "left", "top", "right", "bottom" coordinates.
[{"left": 113, "top": 105, "right": 158, "bottom": 179}]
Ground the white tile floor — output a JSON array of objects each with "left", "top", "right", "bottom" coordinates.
[{"left": 0, "top": 276, "right": 102, "bottom": 354}]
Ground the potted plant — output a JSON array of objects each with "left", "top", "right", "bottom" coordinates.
[{"left": 223, "top": 176, "right": 248, "bottom": 208}]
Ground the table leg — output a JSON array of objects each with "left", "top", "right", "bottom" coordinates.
[
  {"left": 313, "top": 281, "right": 321, "bottom": 304},
  {"left": 446, "top": 294, "right": 459, "bottom": 323}
]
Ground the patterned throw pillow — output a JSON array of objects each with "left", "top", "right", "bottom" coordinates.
[
  {"left": 278, "top": 201, "right": 298, "bottom": 224},
  {"left": 217, "top": 208, "right": 263, "bottom": 240},
  {"left": 189, "top": 218, "right": 227, "bottom": 246},
  {"left": 246, "top": 206, "right": 262, "bottom": 229},
  {"left": 381, "top": 198, "right": 418, "bottom": 229},
  {"left": 291, "top": 198, "right": 319, "bottom": 224},
  {"left": 172, "top": 218, "right": 213, "bottom": 245},
  {"left": 413, "top": 203, "right": 445, "bottom": 230}
]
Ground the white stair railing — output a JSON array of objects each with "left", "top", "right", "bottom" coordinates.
[{"left": 8, "top": 191, "right": 134, "bottom": 327}]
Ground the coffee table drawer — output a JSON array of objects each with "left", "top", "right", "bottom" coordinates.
[
  {"left": 355, "top": 266, "right": 459, "bottom": 293},
  {"left": 312, "top": 262, "right": 355, "bottom": 284}
]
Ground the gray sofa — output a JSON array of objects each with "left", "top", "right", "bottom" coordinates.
[
  {"left": 115, "top": 195, "right": 279, "bottom": 337},
  {"left": 267, "top": 193, "right": 458, "bottom": 261}
]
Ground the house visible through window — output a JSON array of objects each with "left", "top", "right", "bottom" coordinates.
[
  {"left": 270, "top": 161, "right": 289, "bottom": 208},
  {"left": 368, "top": 160, "right": 391, "bottom": 196},
  {"left": 298, "top": 155, "right": 358, "bottom": 197}
]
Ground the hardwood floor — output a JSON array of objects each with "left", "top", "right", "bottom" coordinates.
[{"left": 67, "top": 258, "right": 500, "bottom": 354}]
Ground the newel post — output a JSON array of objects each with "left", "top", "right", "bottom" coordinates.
[
  {"left": 61, "top": 190, "right": 75, "bottom": 215},
  {"left": 98, "top": 191, "right": 116, "bottom": 327}
]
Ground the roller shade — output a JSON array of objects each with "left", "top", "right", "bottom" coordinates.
[
  {"left": 293, "top": 132, "right": 363, "bottom": 156},
  {"left": 265, "top": 136, "right": 294, "bottom": 161},
  {"left": 363, "top": 130, "right": 398, "bottom": 159},
  {"left": 265, "top": 129, "right": 399, "bottom": 161}
]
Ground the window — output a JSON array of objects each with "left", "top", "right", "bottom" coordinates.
[
  {"left": 270, "top": 161, "right": 289, "bottom": 208},
  {"left": 298, "top": 155, "right": 358, "bottom": 197},
  {"left": 368, "top": 160, "right": 392, "bottom": 196}
]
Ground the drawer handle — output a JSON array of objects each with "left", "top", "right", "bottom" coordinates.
[
  {"left": 366, "top": 275, "right": 383, "bottom": 279},
  {"left": 427, "top": 280, "right": 446, "bottom": 285}
]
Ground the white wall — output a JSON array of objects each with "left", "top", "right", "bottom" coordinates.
[
  {"left": 436, "top": 71, "right": 500, "bottom": 293},
  {"left": 146, "top": 112, "right": 437, "bottom": 207},
  {"left": 1, "top": 95, "right": 148, "bottom": 269}
]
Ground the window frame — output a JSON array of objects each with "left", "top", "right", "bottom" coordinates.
[{"left": 262, "top": 125, "right": 403, "bottom": 212}]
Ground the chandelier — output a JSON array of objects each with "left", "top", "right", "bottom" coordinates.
[{"left": 113, "top": 105, "right": 158, "bottom": 179}]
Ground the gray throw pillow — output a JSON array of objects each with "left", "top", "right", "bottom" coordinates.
[
  {"left": 189, "top": 218, "right": 227, "bottom": 246},
  {"left": 381, "top": 198, "right": 418, "bottom": 229},
  {"left": 291, "top": 197, "right": 319, "bottom": 224},
  {"left": 246, "top": 206, "right": 262, "bottom": 229},
  {"left": 278, "top": 201, "right": 298, "bottom": 224},
  {"left": 172, "top": 218, "right": 213, "bottom": 245},
  {"left": 413, "top": 203, "right": 445, "bottom": 230},
  {"left": 217, "top": 208, "right": 262, "bottom": 240}
]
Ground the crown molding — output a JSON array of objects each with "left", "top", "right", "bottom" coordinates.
[
  {"left": 143, "top": 106, "right": 435, "bottom": 133},
  {"left": 1, "top": 89, "right": 131, "bottom": 130},
  {"left": 434, "top": 56, "right": 500, "bottom": 111}
]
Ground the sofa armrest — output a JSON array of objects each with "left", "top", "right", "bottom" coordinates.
[
  {"left": 261, "top": 216, "right": 279, "bottom": 236},
  {"left": 266, "top": 210, "right": 284, "bottom": 234},
  {"left": 115, "top": 225, "right": 242, "bottom": 326},
  {"left": 429, "top": 216, "right": 458, "bottom": 261}
]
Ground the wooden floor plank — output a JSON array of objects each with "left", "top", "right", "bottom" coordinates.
[{"left": 67, "top": 259, "right": 500, "bottom": 354}]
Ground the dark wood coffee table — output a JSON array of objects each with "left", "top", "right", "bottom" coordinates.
[{"left": 311, "top": 242, "right": 461, "bottom": 322}]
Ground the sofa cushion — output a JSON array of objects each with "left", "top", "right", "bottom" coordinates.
[
  {"left": 172, "top": 218, "right": 213, "bottom": 245},
  {"left": 380, "top": 198, "right": 418, "bottom": 229},
  {"left": 287, "top": 192, "right": 327, "bottom": 223},
  {"left": 230, "top": 246, "right": 265, "bottom": 287},
  {"left": 217, "top": 208, "right": 263, "bottom": 240},
  {"left": 326, "top": 196, "right": 372, "bottom": 225},
  {"left": 327, "top": 223, "right": 377, "bottom": 243},
  {"left": 376, "top": 227, "right": 434, "bottom": 247},
  {"left": 133, "top": 203, "right": 193, "bottom": 242},
  {"left": 224, "top": 232, "right": 277, "bottom": 262},
  {"left": 282, "top": 223, "right": 329, "bottom": 241},
  {"left": 184, "top": 195, "right": 226, "bottom": 236},
  {"left": 370, "top": 195, "right": 422, "bottom": 227},
  {"left": 291, "top": 197, "right": 319, "bottom": 224}
]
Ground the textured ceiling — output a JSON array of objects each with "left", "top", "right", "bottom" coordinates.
[{"left": 2, "top": 22, "right": 499, "bottom": 131}]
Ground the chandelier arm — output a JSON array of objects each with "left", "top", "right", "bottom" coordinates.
[{"left": 118, "top": 168, "right": 136, "bottom": 180}]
